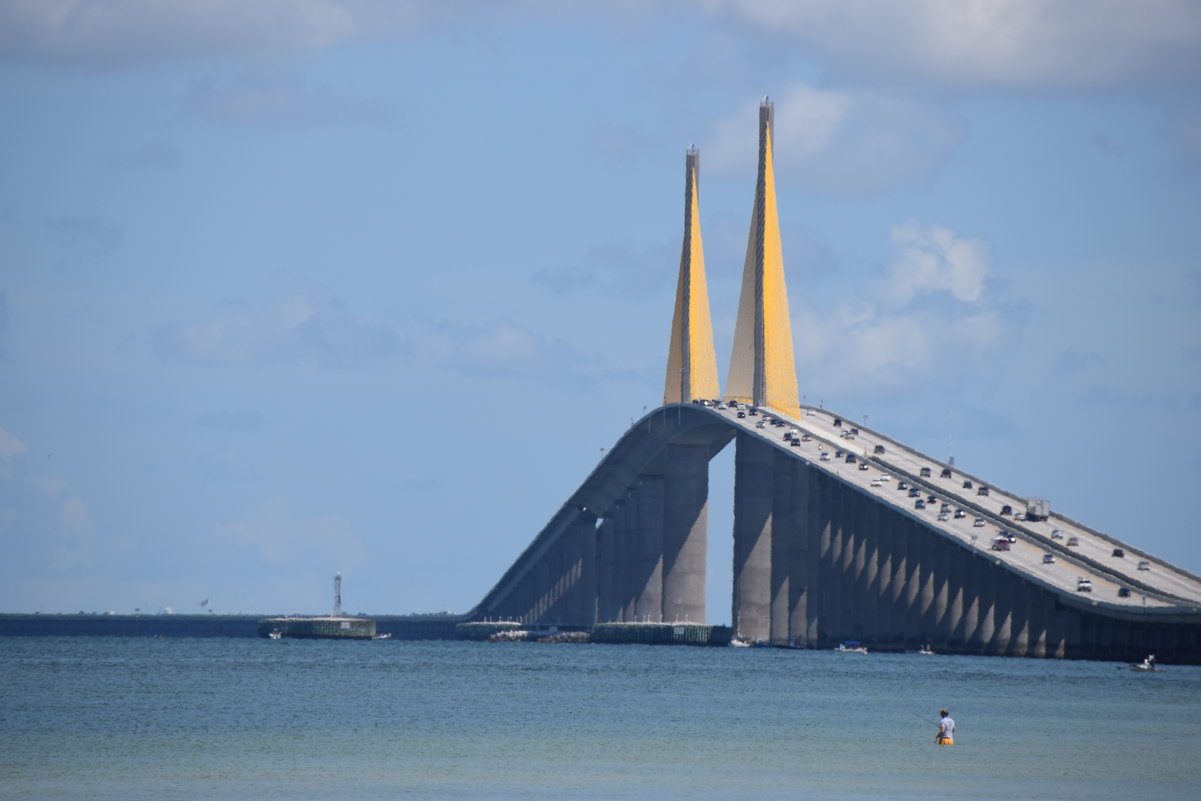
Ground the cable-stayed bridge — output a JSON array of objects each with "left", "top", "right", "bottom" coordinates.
[{"left": 464, "top": 100, "right": 1201, "bottom": 663}]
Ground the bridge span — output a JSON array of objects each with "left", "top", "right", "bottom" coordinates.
[
  {"left": 465, "top": 99, "right": 1201, "bottom": 662},
  {"left": 466, "top": 402, "right": 1201, "bottom": 662}
]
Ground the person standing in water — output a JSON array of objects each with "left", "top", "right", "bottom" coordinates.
[{"left": 936, "top": 708, "right": 955, "bottom": 746}]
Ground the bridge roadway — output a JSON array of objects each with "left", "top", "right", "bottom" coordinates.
[
  {"left": 469, "top": 401, "right": 1201, "bottom": 659},
  {"left": 719, "top": 404, "right": 1201, "bottom": 611}
]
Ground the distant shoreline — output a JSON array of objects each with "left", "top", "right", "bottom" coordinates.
[{"left": 0, "top": 612, "right": 460, "bottom": 640}]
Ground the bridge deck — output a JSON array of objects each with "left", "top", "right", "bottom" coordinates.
[{"left": 712, "top": 403, "right": 1201, "bottom": 611}]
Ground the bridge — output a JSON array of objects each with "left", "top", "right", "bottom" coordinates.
[{"left": 465, "top": 100, "right": 1201, "bottom": 663}]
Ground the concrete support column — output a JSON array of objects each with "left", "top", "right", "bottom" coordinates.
[
  {"left": 770, "top": 450, "right": 795, "bottom": 646},
  {"left": 662, "top": 443, "right": 709, "bottom": 624},
  {"left": 931, "top": 533, "right": 950, "bottom": 644},
  {"left": 861, "top": 496, "right": 882, "bottom": 643},
  {"left": 875, "top": 505, "right": 896, "bottom": 649},
  {"left": 903, "top": 519, "right": 924, "bottom": 646},
  {"left": 596, "top": 516, "right": 617, "bottom": 623},
  {"left": 633, "top": 475, "right": 665, "bottom": 623},
  {"left": 732, "top": 434, "right": 774, "bottom": 642},
  {"left": 848, "top": 490, "right": 868, "bottom": 640},
  {"left": 621, "top": 491, "right": 638, "bottom": 622},
  {"left": 891, "top": 516, "right": 913, "bottom": 648},
  {"left": 826, "top": 481, "right": 848, "bottom": 642},
  {"left": 807, "top": 466, "right": 828, "bottom": 646},
  {"left": 972, "top": 554, "right": 997, "bottom": 653},
  {"left": 990, "top": 566, "right": 1014, "bottom": 656},
  {"left": 945, "top": 542, "right": 967, "bottom": 650},
  {"left": 569, "top": 510, "right": 598, "bottom": 626},
  {"left": 788, "top": 461, "right": 811, "bottom": 647},
  {"left": 815, "top": 471, "right": 835, "bottom": 646}
]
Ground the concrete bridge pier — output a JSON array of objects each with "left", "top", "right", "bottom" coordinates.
[
  {"left": 596, "top": 515, "right": 617, "bottom": 622},
  {"left": 786, "top": 460, "right": 813, "bottom": 647},
  {"left": 732, "top": 434, "right": 774, "bottom": 641},
  {"left": 662, "top": 443, "right": 709, "bottom": 623},
  {"left": 633, "top": 475, "right": 665, "bottom": 622},
  {"left": 769, "top": 449, "right": 794, "bottom": 646}
]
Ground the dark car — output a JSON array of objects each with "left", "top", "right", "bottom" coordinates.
[
  {"left": 919, "top": 467, "right": 932, "bottom": 477},
  {"left": 940, "top": 468, "right": 952, "bottom": 478},
  {"left": 915, "top": 499, "right": 926, "bottom": 509},
  {"left": 1118, "top": 587, "right": 1132, "bottom": 598},
  {"left": 1112, "top": 548, "right": 1125, "bottom": 558},
  {"left": 845, "top": 454, "right": 857, "bottom": 464},
  {"left": 897, "top": 481, "right": 909, "bottom": 490},
  {"left": 1000, "top": 504, "right": 1013, "bottom": 516},
  {"left": 962, "top": 480, "right": 973, "bottom": 489},
  {"left": 833, "top": 417, "right": 842, "bottom": 427},
  {"left": 873, "top": 444, "right": 885, "bottom": 455},
  {"left": 908, "top": 488, "right": 922, "bottom": 497},
  {"left": 977, "top": 485, "right": 990, "bottom": 496}
]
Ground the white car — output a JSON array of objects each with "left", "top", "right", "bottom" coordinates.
[
  {"left": 973, "top": 518, "right": 985, "bottom": 528},
  {"left": 870, "top": 479, "right": 882, "bottom": 487},
  {"left": 879, "top": 474, "right": 891, "bottom": 482},
  {"left": 1051, "top": 529, "right": 1064, "bottom": 540}
]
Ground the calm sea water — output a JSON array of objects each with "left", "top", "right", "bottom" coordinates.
[{"left": 1, "top": 637, "right": 1198, "bottom": 801}]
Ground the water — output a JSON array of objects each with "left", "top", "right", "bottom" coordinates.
[{"left": 2, "top": 637, "right": 1198, "bottom": 800}]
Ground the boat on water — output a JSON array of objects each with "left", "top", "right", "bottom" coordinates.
[
  {"left": 268, "top": 629, "right": 283, "bottom": 640},
  {"left": 372, "top": 633, "right": 392, "bottom": 640},
  {"left": 1130, "top": 654, "right": 1158, "bottom": 672},
  {"left": 918, "top": 644, "right": 935, "bottom": 655},
  {"left": 835, "top": 641, "right": 868, "bottom": 654}
]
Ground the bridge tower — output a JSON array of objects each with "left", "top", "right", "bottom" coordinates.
[
  {"left": 664, "top": 147, "right": 720, "bottom": 405},
  {"left": 725, "top": 98, "right": 802, "bottom": 420}
]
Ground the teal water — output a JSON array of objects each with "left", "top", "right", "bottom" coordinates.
[{"left": 1, "top": 637, "right": 1198, "bottom": 800}]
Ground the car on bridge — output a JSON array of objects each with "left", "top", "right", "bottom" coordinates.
[
  {"left": 1138, "top": 561, "right": 1151, "bottom": 571},
  {"left": 973, "top": 517, "right": 985, "bottom": 527},
  {"left": 1077, "top": 578, "right": 1093, "bottom": 592},
  {"left": 1042, "top": 553, "right": 1056, "bottom": 564},
  {"left": 991, "top": 536, "right": 1011, "bottom": 551},
  {"left": 1051, "top": 529, "right": 1064, "bottom": 540},
  {"left": 819, "top": 452, "right": 831, "bottom": 462},
  {"left": 1113, "top": 548, "right": 1125, "bottom": 558}
]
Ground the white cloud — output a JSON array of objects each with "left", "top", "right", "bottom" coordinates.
[
  {"left": 705, "top": 0, "right": 1201, "bottom": 89},
  {"left": 791, "top": 222, "right": 1001, "bottom": 394},
  {"left": 885, "top": 222, "right": 990, "bottom": 305},
  {"left": 152, "top": 278, "right": 410, "bottom": 369},
  {"left": 0, "top": 426, "right": 26, "bottom": 461},
  {"left": 704, "top": 86, "right": 963, "bottom": 195},
  {"left": 0, "top": 0, "right": 510, "bottom": 66}
]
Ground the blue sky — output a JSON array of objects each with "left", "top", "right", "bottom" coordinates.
[{"left": 1, "top": 1, "right": 1199, "bottom": 619}]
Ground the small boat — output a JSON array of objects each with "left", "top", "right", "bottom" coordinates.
[
  {"left": 835, "top": 641, "right": 868, "bottom": 654},
  {"left": 918, "top": 644, "right": 935, "bottom": 655},
  {"left": 1129, "top": 654, "right": 1158, "bottom": 672},
  {"left": 372, "top": 633, "right": 392, "bottom": 640},
  {"left": 268, "top": 629, "right": 283, "bottom": 640}
]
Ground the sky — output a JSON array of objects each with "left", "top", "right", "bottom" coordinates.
[{"left": 1, "top": 1, "right": 1200, "bottom": 620}]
